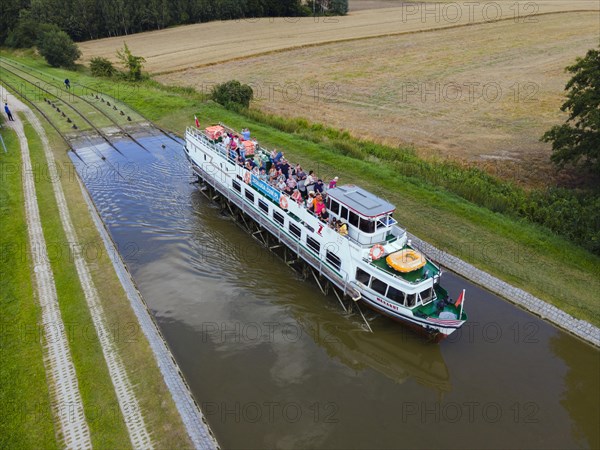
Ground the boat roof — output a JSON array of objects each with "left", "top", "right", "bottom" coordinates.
[{"left": 327, "top": 185, "right": 395, "bottom": 218}]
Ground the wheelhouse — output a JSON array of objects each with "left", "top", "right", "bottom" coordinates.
[{"left": 326, "top": 185, "right": 397, "bottom": 245}]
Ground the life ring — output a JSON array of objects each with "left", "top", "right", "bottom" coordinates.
[
  {"left": 369, "top": 244, "right": 385, "bottom": 260},
  {"left": 279, "top": 195, "right": 289, "bottom": 210},
  {"left": 243, "top": 171, "right": 251, "bottom": 184}
]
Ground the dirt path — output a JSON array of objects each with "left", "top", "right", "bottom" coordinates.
[
  {"left": 5, "top": 91, "right": 154, "bottom": 449},
  {"left": 4, "top": 90, "right": 93, "bottom": 449}
]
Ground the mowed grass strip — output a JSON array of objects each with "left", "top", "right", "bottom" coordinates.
[
  {"left": 41, "top": 114, "right": 194, "bottom": 447},
  {"left": 22, "top": 121, "right": 132, "bottom": 449},
  {"left": 0, "top": 125, "right": 58, "bottom": 450}
]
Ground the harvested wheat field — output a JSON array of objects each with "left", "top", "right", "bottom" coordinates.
[
  {"left": 155, "top": 11, "right": 599, "bottom": 185},
  {"left": 78, "top": 1, "right": 598, "bottom": 74}
]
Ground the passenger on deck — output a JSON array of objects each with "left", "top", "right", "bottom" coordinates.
[
  {"left": 259, "top": 168, "right": 267, "bottom": 182},
  {"left": 291, "top": 189, "right": 303, "bottom": 205},
  {"left": 319, "top": 208, "right": 329, "bottom": 223},
  {"left": 307, "top": 192, "right": 316, "bottom": 212},
  {"left": 276, "top": 178, "right": 287, "bottom": 191},
  {"left": 305, "top": 171, "right": 316, "bottom": 192},
  {"left": 315, "top": 179, "right": 325, "bottom": 194},
  {"left": 242, "top": 128, "right": 251, "bottom": 140},
  {"left": 286, "top": 175, "right": 297, "bottom": 190},
  {"left": 314, "top": 195, "right": 326, "bottom": 216},
  {"left": 223, "top": 134, "right": 231, "bottom": 149},
  {"left": 280, "top": 158, "right": 290, "bottom": 178},
  {"left": 268, "top": 166, "right": 278, "bottom": 184},
  {"left": 297, "top": 174, "right": 307, "bottom": 199},
  {"left": 339, "top": 221, "right": 348, "bottom": 236},
  {"left": 329, "top": 176, "right": 339, "bottom": 189}
]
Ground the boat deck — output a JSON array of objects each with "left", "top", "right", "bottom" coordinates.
[{"left": 370, "top": 251, "right": 440, "bottom": 283}]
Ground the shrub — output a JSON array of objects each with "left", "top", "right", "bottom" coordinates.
[
  {"left": 90, "top": 57, "right": 115, "bottom": 77},
  {"left": 37, "top": 29, "right": 81, "bottom": 68},
  {"left": 211, "top": 80, "right": 253, "bottom": 109}
]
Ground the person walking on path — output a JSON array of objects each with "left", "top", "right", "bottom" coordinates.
[{"left": 4, "top": 102, "right": 15, "bottom": 121}]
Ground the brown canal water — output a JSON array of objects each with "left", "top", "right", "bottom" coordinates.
[{"left": 70, "top": 133, "right": 599, "bottom": 450}]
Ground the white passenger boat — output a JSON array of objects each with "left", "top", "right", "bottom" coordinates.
[{"left": 184, "top": 124, "right": 467, "bottom": 341}]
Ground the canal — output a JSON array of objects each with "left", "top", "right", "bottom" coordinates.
[{"left": 70, "top": 132, "right": 599, "bottom": 450}]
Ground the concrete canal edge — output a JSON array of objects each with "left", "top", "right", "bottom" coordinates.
[
  {"left": 409, "top": 234, "right": 600, "bottom": 348},
  {"left": 76, "top": 177, "right": 220, "bottom": 450}
]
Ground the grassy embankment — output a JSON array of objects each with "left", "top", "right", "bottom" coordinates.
[
  {"left": 0, "top": 99, "right": 193, "bottom": 445},
  {"left": 3, "top": 52, "right": 600, "bottom": 330},
  {"left": 0, "top": 124, "right": 58, "bottom": 449}
]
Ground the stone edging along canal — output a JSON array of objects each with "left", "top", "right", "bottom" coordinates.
[
  {"left": 76, "top": 176, "right": 219, "bottom": 450},
  {"left": 409, "top": 234, "right": 600, "bottom": 348}
]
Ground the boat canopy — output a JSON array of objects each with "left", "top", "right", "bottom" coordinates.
[{"left": 327, "top": 185, "right": 395, "bottom": 218}]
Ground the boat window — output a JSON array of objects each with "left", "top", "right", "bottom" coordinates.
[
  {"left": 359, "top": 218, "right": 375, "bottom": 233},
  {"left": 356, "top": 268, "right": 371, "bottom": 285},
  {"left": 406, "top": 293, "right": 417, "bottom": 307},
  {"left": 330, "top": 200, "right": 340, "bottom": 215},
  {"left": 387, "top": 286, "right": 406, "bottom": 305},
  {"left": 258, "top": 199, "right": 269, "bottom": 214},
  {"left": 289, "top": 223, "right": 302, "bottom": 239},
  {"left": 307, "top": 236, "right": 320, "bottom": 253},
  {"left": 232, "top": 180, "right": 241, "bottom": 193},
  {"left": 340, "top": 206, "right": 348, "bottom": 220},
  {"left": 370, "top": 277, "right": 388, "bottom": 296},
  {"left": 245, "top": 189, "right": 255, "bottom": 203},
  {"left": 326, "top": 250, "right": 341, "bottom": 270},
  {"left": 273, "top": 211, "right": 285, "bottom": 226},
  {"left": 420, "top": 288, "right": 433, "bottom": 304},
  {"left": 349, "top": 211, "right": 359, "bottom": 227},
  {"left": 305, "top": 224, "right": 314, "bottom": 233}
]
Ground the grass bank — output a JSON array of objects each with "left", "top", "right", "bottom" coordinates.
[
  {"left": 0, "top": 125, "right": 58, "bottom": 449},
  {"left": 3, "top": 52, "right": 599, "bottom": 328}
]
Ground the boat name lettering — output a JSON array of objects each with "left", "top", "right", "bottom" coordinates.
[{"left": 376, "top": 296, "right": 399, "bottom": 311}]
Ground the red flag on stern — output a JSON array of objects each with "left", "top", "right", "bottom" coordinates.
[
  {"left": 455, "top": 289, "right": 465, "bottom": 307},
  {"left": 194, "top": 115, "right": 200, "bottom": 128}
]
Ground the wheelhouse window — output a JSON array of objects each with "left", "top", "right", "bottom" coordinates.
[
  {"left": 420, "top": 288, "right": 433, "bottom": 304},
  {"left": 340, "top": 206, "right": 348, "bottom": 220},
  {"left": 232, "top": 180, "right": 241, "bottom": 193},
  {"left": 406, "top": 293, "right": 417, "bottom": 307},
  {"left": 273, "top": 211, "right": 285, "bottom": 226},
  {"left": 359, "top": 218, "right": 375, "bottom": 233},
  {"left": 356, "top": 268, "right": 371, "bottom": 285},
  {"left": 387, "top": 286, "right": 406, "bottom": 305},
  {"left": 329, "top": 200, "right": 340, "bottom": 215},
  {"left": 349, "top": 211, "right": 359, "bottom": 227},
  {"left": 258, "top": 199, "right": 269, "bottom": 214},
  {"left": 245, "top": 189, "right": 255, "bottom": 203},
  {"left": 326, "top": 250, "right": 341, "bottom": 270},
  {"left": 370, "top": 277, "right": 388, "bottom": 296},
  {"left": 289, "top": 223, "right": 302, "bottom": 239},
  {"left": 306, "top": 236, "right": 320, "bottom": 253}
]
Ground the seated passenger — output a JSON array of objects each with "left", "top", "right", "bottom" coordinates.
[
  {"left": 314, "top": 195, "right": 325, "bottom": 216},
  {"left": 268, "top": 167, "right": 278, "bottom": 183},
  {"left": 276, "top": 178, "right": 287, "bottom": 191},
  {"left": 291, "top": 189, "right": 303, "bottom": 205},
  {"left": 259, "top": 168, "right": 268, "bottom": 182},
  {"left": 314, "top": 179, "right": 325, "bottom": 194},
  {"left": 287, "top": 176, "right": 297, "bottom": 190},
  {"left": 307, "top": 192, "right": 316, "bottom": 212},
  {"left": 339, "top": 221, "right": 348, "bottom": 236},
  {"left": 319, "top": 208, "right": 329, "bottom": 223}
]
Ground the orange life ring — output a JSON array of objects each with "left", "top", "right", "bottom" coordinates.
[
  {"left": 370, "top": 244, "right": 385, "bottom": 260},
  {"left": 279, "top": 195, "right": 289, "bottom": 210},
  {"left": 243, "top": 171, "right": 251, "bottom": 184}
]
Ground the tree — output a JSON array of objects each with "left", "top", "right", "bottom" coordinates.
[
  {"left": 542, "top": 48, "right": 600, "bottom": 174},
  {"left": 90, "top": 57, "right": 116, "bottom": 77},
  {"left": 116, "top": 43, "right": 146, "bottom": 81},
  {"left": 211, "top": 80, "right": 254, "bottom": 109},
  {"left": 37, "top": 28, "right": 81, "bottom": 68},
  {"left": 330, "top": 0, "right": 348, "bottom": 15}
]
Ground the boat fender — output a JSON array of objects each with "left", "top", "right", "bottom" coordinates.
[
  {"left": 279, "top": 195, "right": 289, "bottom": 210},
  {"left": 369, "top": 244, "right": 385, "bottom": 260}
]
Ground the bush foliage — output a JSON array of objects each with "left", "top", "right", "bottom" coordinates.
[{"left": 211, "top": 80, "right": 254, "bottom": 109}]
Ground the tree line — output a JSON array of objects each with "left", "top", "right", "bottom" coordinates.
[{"left": 1, "top": 0, "right": 348, "bottom": 45}]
